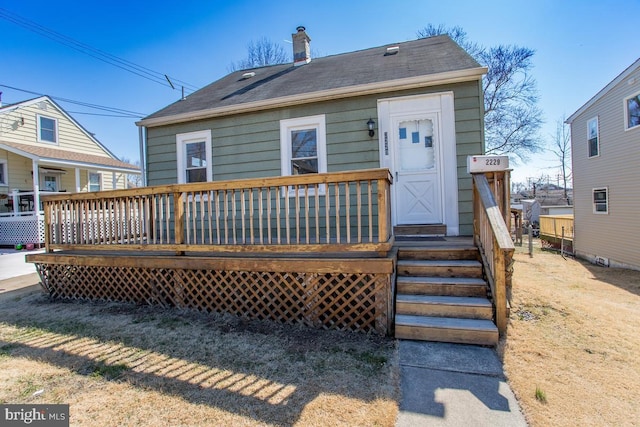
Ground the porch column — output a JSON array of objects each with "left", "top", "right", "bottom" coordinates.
[
  {"left": 75, "top": 168, "right": 81, "bottom": 192},
  {"left": 32, "top": 159, "right": 40, "bottom": 215}
]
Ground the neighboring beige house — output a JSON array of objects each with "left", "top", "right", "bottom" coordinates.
[
  {"left": 566, "top": 58, "right": 640, "bottom": 270},
  {"left": 0, "top": 95, "right": 140, "bottom": 246}
]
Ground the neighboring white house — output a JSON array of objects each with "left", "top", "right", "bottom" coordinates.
[
  {"left": 566, "top": 58, "right": 640, "bottom": 270},
  {"left": 0, "top": 95, "right": 140, "bottom": 246}
]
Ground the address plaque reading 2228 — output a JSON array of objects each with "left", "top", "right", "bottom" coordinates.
[{"left": 466, "top": 155, "right": 510, "bottom": 173}]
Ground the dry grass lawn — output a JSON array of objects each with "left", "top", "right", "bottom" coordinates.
[
  {"left": 0, "top": 292, "right": 398, "bottom": 426},
  {"left": 502, "top": 240, "right": 640, "bottom": 427},
  {"left": 5, "top": 239, "right": 639, "bottom": 426}
]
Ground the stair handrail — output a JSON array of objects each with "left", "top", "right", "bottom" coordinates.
[{"left": 472, "top": 172, "right": 515, "bottom": 337}]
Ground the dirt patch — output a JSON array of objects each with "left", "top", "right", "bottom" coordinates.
[
  {"left": 501, "top": 241, "right": 640, "bottom": 426},
  {"left": 0, "top": 295, "right": 399, "bottom": 426}
]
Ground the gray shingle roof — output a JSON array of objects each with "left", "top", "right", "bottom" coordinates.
[{"left": 142, "top": 35, "right": 482, "bottom": 124}]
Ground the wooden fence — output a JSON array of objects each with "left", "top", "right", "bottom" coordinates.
[
  {"left": 40, "top": 169, "right": 393, "bottom": 254},
  {"left": 472, "top": 171, "right": 515, "bottom": 337},
  {"left": 540, "top": 215, "right": 574, "bottom": 241}
]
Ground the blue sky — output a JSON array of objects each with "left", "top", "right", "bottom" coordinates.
[{"left": 2, "top": 0, "right": 638, "bottom": 184}]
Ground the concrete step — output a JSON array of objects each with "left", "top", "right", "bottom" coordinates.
[
  {"left": 397, "top": 276, "right": 488, "bottom": 297},
  {"left": 397, "top": 260, "right": 483, "bottom": 278},
  {"left": 396, "top": 245, "right": 479, "bottom": 261},
  {"left": 395, "top": 314, "right": 499, "bottom": 346},
  {"left": 396, "top": 295, "right": 493, "bottom": 319}
]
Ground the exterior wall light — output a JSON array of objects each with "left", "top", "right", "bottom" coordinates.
[{"left": 367, "top": 118, "right": 375, "bottom": 137}]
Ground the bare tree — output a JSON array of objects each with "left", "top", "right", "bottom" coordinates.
[
  {"left": 417, "top": 25, "right": 543, "bottom": 161},
  {"left": 229, "top": 37, "right": 290, "bottom": 71},
  {"left": 550, "top": 117, "right": 572, "bottom": 204}
]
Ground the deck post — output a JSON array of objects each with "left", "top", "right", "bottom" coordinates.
[
  {"left": 377, "top": 178, "right": 389, "bottom": 244},
  {"left": 44, "top": 201, "right": 52, "bottom": 253},
  {"left": 173, "top": 191, "right": 185, "bottom": 256},
  {"left": 493, "top": 237, "right": 507, "bottom": 335}
]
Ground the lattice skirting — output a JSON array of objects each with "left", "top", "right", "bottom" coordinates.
[
  {"left": 33, "top": 258, "right": 393, "bottom": 335},
  {"left": 0, "top": 216, "right": 45, "bottom": 246}
]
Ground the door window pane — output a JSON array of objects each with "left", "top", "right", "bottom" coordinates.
[
  {"left": 43, "top": 175, "right": 58, "bottom": 192},
  {"left": 398, "top": 119, "right": 435, "bottom": 171}
]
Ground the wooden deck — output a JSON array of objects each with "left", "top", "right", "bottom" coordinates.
[{"left": 26, "top": 169, "right": 515, "bottom": 343}]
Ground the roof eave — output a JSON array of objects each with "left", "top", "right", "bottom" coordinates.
[
  {"left": 137, "top": 67, "right": 487, "bottom": 128},
  {"left": 0, "top": 143, "right": 140, "bottom": 174},
  {"left": 40, "top": 158, "right": 141, "bottom": 174},
  {"left": 566, "top": 57, "right": 640, "bottom": 124}
]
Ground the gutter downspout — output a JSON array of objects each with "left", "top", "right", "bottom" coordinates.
[{"left": 138, "top": 125, "right": 147, "bottom": 187}]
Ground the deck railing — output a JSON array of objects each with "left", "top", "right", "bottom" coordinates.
[
  {"left": 472, "top": 171, "right": 515, "bottom": 336},
  {"left": 41, "top": 169, "right": 393, "bottom": 254}
]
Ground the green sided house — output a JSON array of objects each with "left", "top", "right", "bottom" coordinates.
[
  {"left": 0, "top": 95, "right": 140, "bottom": 247},
  {"left": 28, "top": 30, "right": 514, "bottom": 345},
  {"left": 139, "top": 30, "right": 486, "bottom": 236}
]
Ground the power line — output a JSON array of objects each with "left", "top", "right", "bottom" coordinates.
[
  {"left": 1, "top": 84, "right": 147, "bottom": 118},
  {"left": 67, "top": 111, "right": 142, "bottom": 118},
  {"left": 0, "top": 7, "right": 199, "bottom": 94}
]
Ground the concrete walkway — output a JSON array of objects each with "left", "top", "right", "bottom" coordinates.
[
  {"left": 0, "top": 249, "right": 43, "bottom": 300},
  {"left": 396, "top": 340, "right": 527, "bottom": 426}
]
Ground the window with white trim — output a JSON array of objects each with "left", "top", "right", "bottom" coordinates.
[
  {"left": 37, "top": 115, "right": 58, "bottom": 144},
  {"left": 89, "top": 172, "right": 102, "bottom": 192},
  {"left": 593, "top": 187, "right": 608, "bottom": 214},
  {"left": 42, "top": 174, "right": 59, "bottom": 192},
  {"left": 0, "top": 160, "right": 6, "bottom": 186},
  {"left": 176, "top": 130, "right": 212, "bottom": 184},
  {"left": 625, "top": 92, "right": 640, "bottom": 130},
  {"left": 280, "top": 115, "right": 326, "bottom": 194},
  {"left": 587, "top": 116, "right": 599, "bottom": 157}
]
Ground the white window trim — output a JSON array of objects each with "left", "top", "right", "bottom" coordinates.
[
  {"left": 88, "top": 171, "right": 102, "bottom": 192},
  {"left": 587, "top": 116, "right": 599, "bottom": 158},
  {"left": 0, "top": 159, "right": 7, "bottom": 186},
  {"left": 176, "top": 130, "right": 212, "bottom": 184},
  {"left": 592, "top": 187, "right": 608, "bottom": 215},
  {"left": 41, "top": 174, "right": 60, "bottom": 192},
  {"left": 624, "top": 91, "right": 640, "bottom": 131},
  {"left": 37, "top": 114, "right": 59, "bottom": 144},
  {"left": 279, "top": 115, "right": 327, "bottom": 196}
]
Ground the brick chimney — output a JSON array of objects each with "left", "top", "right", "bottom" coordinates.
[{"left": 292, "top": 26, "right": 311, "bottom": 66}]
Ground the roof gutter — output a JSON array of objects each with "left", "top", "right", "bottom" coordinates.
[{"left": 137, "top": 67, "right": 487, "bottom": 128}]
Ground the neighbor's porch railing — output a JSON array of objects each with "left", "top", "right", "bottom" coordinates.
[
  {"left": 472, "top": 171, "right": 515, "bottom": 337},
  {"left": 40, "top": 169, "right": 393, "bottom": 254}
]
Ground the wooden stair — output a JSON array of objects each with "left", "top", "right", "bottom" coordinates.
[{"left": 394, "top": 241, "right": 499, "bottom": 346}]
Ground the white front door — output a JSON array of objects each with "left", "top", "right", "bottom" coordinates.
[
  {"left": 378, "top": 93, "right": 459, "bottom": 234},
  {"left": 393, "top": 114, "right": 442, "bottom": 224}
]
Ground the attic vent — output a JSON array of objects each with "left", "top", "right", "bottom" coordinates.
[
  {"left": 385, "top": 46, "right": 399, "bottom": 56},
  {"left": 242, "top": 72, "right": 256, "bottom": 79}
]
